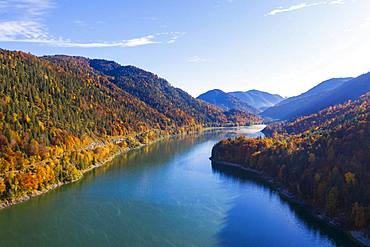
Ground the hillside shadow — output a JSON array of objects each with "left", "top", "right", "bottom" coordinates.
[{"left": 211, "top": 163, "right": 358, "bottom": 247}]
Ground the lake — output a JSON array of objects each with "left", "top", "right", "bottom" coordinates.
[{"left": 0, "top": 126, "right": 356, "bottom": 247}]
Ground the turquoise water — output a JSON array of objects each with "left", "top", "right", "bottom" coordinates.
[{"left": 0, "top": 127, "right": 356, "bottom": 247}]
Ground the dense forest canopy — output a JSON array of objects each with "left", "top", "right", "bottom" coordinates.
[
  {"left": 212, "top": 93, "right": 370, "bottom": 231},
  {"left": 0, "top": 49, "right": 260, "bottom": 204}
]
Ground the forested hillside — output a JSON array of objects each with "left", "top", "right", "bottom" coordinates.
[
  {"left": 263, "top": 93, "right": 369, "bottom": 136},
  {"left": 87, "top": 59, "right": 261, "bottom": 125},
  {"left": 0, "top": 49, "right": 260, "bottom": 206},
  {"left": 212, "top": 93, "right": 370, "bottom": 231}
]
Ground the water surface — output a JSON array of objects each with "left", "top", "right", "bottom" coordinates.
[{"left": 0, "top": 127, "right": 356, "bottom": 247}]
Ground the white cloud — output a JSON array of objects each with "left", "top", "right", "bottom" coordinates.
[
  {"left": 329, "top": 0, "right": 345, "bottom": 4},
  {"left": 0, "top": 0, "right": 54, "bottom": 17},
  {"left": 0, "top": 0, "right": 183, "bottom": 48},
  {"left": 267, "top": 1, "right": 345, "bottom": 16},
  {"left": 0, "top": 0, "right": 52, "bottom": 40},
  {"left": 187, "top": 56, "right": 206, "bottom": 63},
  {"left": 123, "top": 35, "right": 158, "bottom": 47},
  {"left": 0, "top": 21, "right": 47, "bottom": 39},
  {"left": 164, "top": 32, "right": 185, "bottom": 44},
  {"left": 0, "top": 34, "right": 179, "bottom": 48}
]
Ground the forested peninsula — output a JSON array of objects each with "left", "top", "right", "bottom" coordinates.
[{"left": 211, "top": 94, "right": 370, "bottom": 243}]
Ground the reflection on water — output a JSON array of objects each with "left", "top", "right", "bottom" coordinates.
[
  {"left": 0, "top": 127, "right": 357, "bottom": 247},
  {"left": 211, "top": 163, "right": 357, "bottom": 247}
]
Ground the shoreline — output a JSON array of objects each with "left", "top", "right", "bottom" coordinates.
[
  {"left": 0, "top": 133, "right": 168, "bottom": 210},
  {"left": 0, "top": 125, "right": 253, "bottom": 210},
  {"left": 210, "top": 159, "right": 370, "bottom": 247},
  {"left": 0, "top": 149, "right": 125, "bottom": 210},
  {"left": 0, "top": 131, "right": 176, "bottom": 210}
]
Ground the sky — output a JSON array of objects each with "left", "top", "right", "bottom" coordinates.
[{"left": 0, "top": 0, "right": 370, "bottom": 97}]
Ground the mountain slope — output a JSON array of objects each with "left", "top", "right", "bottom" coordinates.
[
  {"left": 0, "top": 49, "right": 260, "bottom": 206},
  {"left": 88, "top": 60, "right": 260, "bottom": 126},
  {"left": 262, "top": 76, "right": 369, "bottom": 120},
  {"left": 0, "top": 50, "right": 176, "bottom": 204},
  {"left": 317, "top": 73, "right": 370, "bottom": 110},
  {"left": 263, "top": 93, "right": 370, "bottom": 136},
  {"left": 229, "top": 89, "right": 284, "bottom": 111},
  {"left": 303, "top": 77, "right": 352, "bottom": 96},
  {"left": 197, "top": 89, "right": 258, "bottom": 114}
]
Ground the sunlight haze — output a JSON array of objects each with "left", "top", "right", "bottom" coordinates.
[{"left": 1, "top": 0, "right": 369, "bottom": 97}]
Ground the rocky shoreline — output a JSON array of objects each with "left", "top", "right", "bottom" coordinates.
[
  {"left": 0, "top": 182, "right": 63, "bottom": 209},
  {"left": 210, "top": 159, "right": 370, "bottom": 247}
]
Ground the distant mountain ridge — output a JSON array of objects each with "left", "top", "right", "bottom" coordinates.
[
  {"left": 262, "top": 76, "right": 369, "bottom": 120},
  {"left": 197, "top": 89, "right": 283, "bottom": 113},
  {"left": 229, "top": 90, "right": 284, "bottom": 111},
  {"left": 197, "top": 89, "right": 258, "bottom": 114}
]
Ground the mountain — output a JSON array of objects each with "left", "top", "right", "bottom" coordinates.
[
  {"left": 261, "top": 76, "right": 370, "bottom": 120},
  {"left": 263, "top": 93, "right": 369, "bottom": 136},
  {"left": 303, "top": 77, "right": 352, "bottom": 95},
  {"left": 197, "top": 89, "right": 258, "bottom": 114},
  {"left": 0, "top": 49, "right": 260, "bottom": 205},
  {"left": 272, "top": 78, "right": 351, "bottom": 107},
  {"left": 212, "top": 93, "right": 370, "bottom": 231},
  {"left": 229, "top": 90, "right": 284, "bottom": 111},
  {"left": 319, "top": 73, "right": 370, "bottom": 108},
  {"left": 46, "top": 56, "right": 260, "bottom": 127}
]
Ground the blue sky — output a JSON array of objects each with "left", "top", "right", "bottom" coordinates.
[{"left": 0, "top": 0, "right": 369, "bottom": 97}]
